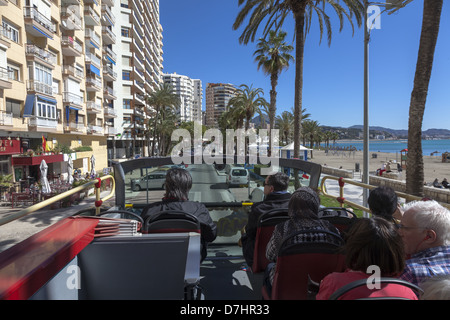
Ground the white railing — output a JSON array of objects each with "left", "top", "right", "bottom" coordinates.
[
  {"left": 63, "top": 92, "right": 83, "bottom": 106},
  {"left": 85, "top": 28, "right": 101, "bottom": 47},
  {"left": 84, "top": 5, "right": 100, "bottom": 24},
  {"left": 85, "top": 76, "right": 102, "bottom": 89},
  {"left": 0, "top": 111, "right": 12, "bottom": 125},
  {"left": 28, "top": 116, "right": 57, "bottom": 128},
  {"left": 26, "top": 44, "right": 57, "bottom": 65},
  {"left": 86, "top": 101, "right": 102, "bottom": 112},
  {"left": 0, "top": 66, "right": 9, "bottom": 81},
  {"left": 104, "top": 107, "right": 117, "bottom": 117},
  {"left": 85, "top": 52, "right": 101, "bottom": 67},
  {"left": 27, "top": 80, "right": 53, "bottom": 95},
  {"left": 61, "top": 36, "right": 83, "bottom": 54},
  {"left": 87, "top": 125, "right": 103, "bottom": 134},
  {"left": 23, "top": 6, "right": 56, "bottom": 33}
]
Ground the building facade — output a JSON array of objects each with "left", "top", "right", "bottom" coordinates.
[
  {"left": 205, "top": 82, "right": 236, "bottom": 127},
  {"left": 163, "top": 72, "right": 202, "bottom": 123},
  {"left": 0, "top": 0, "right": 164, "bottom": 187},
  {"left": 109, "top": 0, "right": 163, "bottom": 158}
]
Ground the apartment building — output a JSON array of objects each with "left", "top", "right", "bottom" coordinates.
[
  {"left": 109, "top": 0, "right": 163, "bottom": 158},
  {"left": 0, "top": 0, "right": 113, "bottom": 182},
  {"left": 205, "top": 83, "right": 236, "bottom": 127},
  {"left": 163, "top": 72, "right": 202, "bottom": 123}
]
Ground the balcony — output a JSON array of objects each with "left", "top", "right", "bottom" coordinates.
[
  {"left": 85, "top": 76, "right": 102, "bottom": 92},
  {"left": 103, "top": 106, "right": 117, "bottom": 118},
  {"left": 26, "top": 80, "right": 53, "bottom": 96},
  {"left": 105, "top": 126, "right": 117, "bottom": 136},
  {"left": 103, "top": 86, "right": 116, "bottom": 100},
  {"left": 101, "top": 26, "right": 116, "bottom": 45},
  {"left": 84, "top": 5, "right": 100, "bottom": 26},
  {"left": 101, "top": 5, "right": 115, "bottom": 26},
  {"left": 104, "top": 46, "right": 117, "bottom": 64},
  {"left": 85, "top": 52, "right": 101, "bottom": 68},
  {"left": 25, "top": 44, "right": 57, "bottom": 69},
  {"left": 64, "top": 122, "right": 85, "bottom": 133},
  {"left": 28, "top": 116, "right": 58, "bottom": 130},
  {"left": 86, "top": 101, "right": 102, "bottom": 114},
  {"left": 61, "top": 36, "right": 83, "bottom": 56},
  {"left": 60, "top": 6, "right": 83, "bottom": 30},
  {"left": 0, "top": 111, "right": 13, "bottom": 126},
  {"left": 63, "top": 92, "right": 83, "bottom": 108},
  {"left": 85, "top": 28, "right": 101, "bottom": 49},
  {"left": 87, "top": 125, "right": 103, "bottom": 135},
  {"left": 134, "top": 93, "right": 145, "bottom": 105},
  {"left": 0, "top": 67, "right": 12, "bottom": 89},
  {"left": 62, "top": 64, "right": 84, "bottom": 80},
  {"left": 103, "top": 64, "right": 117, "bottom": 81},
  {"left": 23, "top": 6, "right": 56, "bottom": 39}
]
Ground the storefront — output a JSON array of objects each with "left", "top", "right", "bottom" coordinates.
[{"left": 0, "top": 137, "right": 22, "bottom": 176}]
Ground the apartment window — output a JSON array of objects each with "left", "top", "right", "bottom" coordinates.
[
  {"left": 34, "top": 63, "right": 52, "bottom": 86},
  {"left": 7, "top": 62, "right": 20, "bottom": 81},
  {"left": 5, "top": 98, "right": 22, "bottom": 117},
  {"left": 37, "top": 100, "right": 56, "bottom": 119},
  {"left": 123, "top": 99, "right": 131, "bottom": 109},
  {"left": 123, "top": 116, "right": 131, "bottom": 124},
  {"left": 2, "top": 20, "right": 20, "bottom": 43},
  {"left": 121, "top": 27, "right": 129, "bottom": 37},
  {"left": 122, "top": 71, "right": 130, "bottom": 80}
]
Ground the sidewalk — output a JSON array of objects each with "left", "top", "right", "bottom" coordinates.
[{"left": 0, "top": 191, "right": 115, "bottom": 253}]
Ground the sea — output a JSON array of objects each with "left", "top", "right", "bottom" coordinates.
[{"left": 324, "top": 139, "right": 450, "bottom": 156}]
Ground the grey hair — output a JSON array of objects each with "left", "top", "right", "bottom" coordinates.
[
  {"left": 403, "top": 200, "right": 450, "bottom": 245},
  {"left": 164, "top": 168, "right": 192, "bottom": 200}
]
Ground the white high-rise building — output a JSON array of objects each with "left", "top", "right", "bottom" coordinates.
[
  {"left": 109, "top": 0, "right": 164, "bottom": 158},
  {"left": 163, "top": 72, "right": 202, "bottom": 123}
]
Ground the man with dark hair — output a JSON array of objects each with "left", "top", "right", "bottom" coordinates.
[
  {"left": 241, "top": 172, "right": 291, "bottom": 267},
  {"left": 141, "top": 168, "right": 217, "bottom": 261}
]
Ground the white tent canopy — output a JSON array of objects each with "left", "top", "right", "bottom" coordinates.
[{"left": 280, "top": 142, "right": 312, "bottom": 151}]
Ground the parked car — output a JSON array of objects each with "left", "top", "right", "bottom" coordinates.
[
  {"left": 131, "top": 171, "right": 167, "bottom": 191},
  {"left": 226, "top": 167, "right": 249, "bottom": 187}
]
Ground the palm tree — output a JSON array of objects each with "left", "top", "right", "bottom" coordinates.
[
  {"left": 402, "top": 0, "right": 443, "bottom": 197},
  {"left": 254, "top": 30, "right": 294, "bottom": 150},
  {"left": 145, "top": 83, "right": 180, "bottom": 156},
  {"left": 276, "top": 110, "right": 294, "bottom": 144},
  {"left": 227, "top": 84, "right": 268, "bottom": 131},
  {"left": 233, "top": 0, "right": 364, "bottom": 184},
  {"left": 302, "top": 119, "right": 320, "bottom": 158}
]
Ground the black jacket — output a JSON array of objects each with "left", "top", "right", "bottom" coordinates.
[
  {"left": 241, "top": 192, "right": 291, "bottom": 267},
  {"left": 141, "top": 199, "right": 217, "bottom": 260}
]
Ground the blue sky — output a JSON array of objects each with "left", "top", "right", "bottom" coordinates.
[{"left": 159, "top": 1, "right": 450, "bottom": 130}]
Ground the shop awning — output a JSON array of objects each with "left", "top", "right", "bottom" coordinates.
[{"left": 12, "top": 154, "right": 64, "bottom": 166}]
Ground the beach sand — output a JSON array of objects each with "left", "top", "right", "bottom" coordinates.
[{"left": 309, "top": 149, "right": 450, "bottom": 184}]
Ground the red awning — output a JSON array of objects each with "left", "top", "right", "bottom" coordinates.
[{"left": 11, "top": 154, "right": 64, "bottom": 166}]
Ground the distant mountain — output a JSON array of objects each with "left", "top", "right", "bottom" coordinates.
[{"left": 320, "top": 125, "right": 450, "bottom": 139}]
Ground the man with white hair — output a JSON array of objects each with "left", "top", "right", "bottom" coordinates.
[{"left": 398, "top": 200, "right": 450, "bottom": 286}]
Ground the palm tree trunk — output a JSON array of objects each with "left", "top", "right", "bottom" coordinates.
[
  {"left": 269, "top": 73, "right": 278, "bottom": 153},
  {"left": 292, "top": 3, "right": 306, "bottom": 160},
  {"left": 406, "top": 0, "right": 443, "bottom": 197},
  {"left": 291, "top": 2, "right": 306, "bottom": 189}
]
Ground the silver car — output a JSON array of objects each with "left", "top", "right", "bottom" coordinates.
[{"left": 131, "top": 171, "right": 167, "bottom": 191}]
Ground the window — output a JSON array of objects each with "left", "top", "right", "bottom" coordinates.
[
  {"left": 122, "top": 71, "right": 130, "bottom": 80},
  {"left": 5, "top": 98, "right": 22, "bottom": 117},
  {"left": 36, "top": 98, "right": 56, "bottom": 120},
  {"left": 121, "top": 27, "right": 129, "bottom": 37},
  {"left": 123, "top": 99, "right": 131, "bottom": 109},
  {"left": 2, "top": 20, "right": 20, "bottom": 43},
  {"left": 34, "top": 63, "right": 52, "bottom": 86},
  {"left": 7, "top": 62, "right": 20, "bottom": 81}
]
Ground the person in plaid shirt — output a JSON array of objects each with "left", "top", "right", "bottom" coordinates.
[{"left": 398, "top": 200, "right": 450, "bottom": 287}]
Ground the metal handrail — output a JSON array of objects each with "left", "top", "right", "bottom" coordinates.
[
  {"left": 0, "top": 175, "right": 115, "bottom": 227},
  {"left": 320, "top": 175, "right": 450, "bottom": 212}
]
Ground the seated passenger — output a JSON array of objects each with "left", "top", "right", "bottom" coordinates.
[
  {"left": 367, "top": 186, "right": 402, "bottom": 224},
  {"left": 442, "top": 178, "right": 450, "bottom": 189},
  {"left": 316, "top": 217, "right": 418, "bottom": 300},
  {"left": 264, "top": 187, "right": 340, "bottom": 296},
  {"left": 398, "top": 200, "right": 450, "bottom": 287},
  {"left": 141, "top": 168, "right": 217, "bottom": 261},
  {"left": 241, "top": 172, "right": 291, "bottom": 267}
]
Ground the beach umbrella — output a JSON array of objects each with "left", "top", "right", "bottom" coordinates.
[
  {"left": 90, "top": 155, "right": 96, "bottom": 177},
  {"left": 40, "top": 159, "right": 51, "bottom": 193},
  {"left": 67, "top": 156, "right": 74, "bottom": 185}
]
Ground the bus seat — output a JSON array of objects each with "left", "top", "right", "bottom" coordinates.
[
  {"left": 328, "top": 277, "right": 423, "bottom": 300},
  {"left": 252, "top": 208, "right": 289, "bottom": 273},
  {"left": 262, "top": 229, "right": 345, "bottom": 300},
  {"left": 143, "top": 210, "right": 201, "bottom": 234},
  {"left": 318, "top": 207, "right": 357, "bottom": 234}
]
